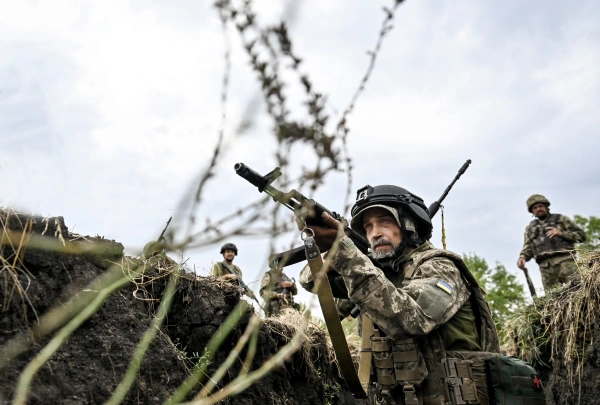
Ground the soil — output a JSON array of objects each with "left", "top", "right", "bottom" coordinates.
[
  {"left": 531, "top": 296, "right": 600, "bottom": 405},
  {"left": 5, "top": 210, "right": 597, "bottom": 405},
  {"left": 543, "top": 326, "right": 600, "bottom": 405},
  {"left": 0, "top": 211, "right": 369, "bottom": 405}
]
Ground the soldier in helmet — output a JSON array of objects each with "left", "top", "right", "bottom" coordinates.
[
  {"left": 299, "top": 184, "right": 499, "bottom": 404},
  {"left": 517, "top": 194, "right": 586, "bottom": 290},
  {"left": 259, "top": 256, "right": 298, "bottom": 317},
  {"left": 143, "top": 240, "right": 164, "bottom": 259},
  {"left": 210, "top": 243, "right": 243, "bottom": 284}
]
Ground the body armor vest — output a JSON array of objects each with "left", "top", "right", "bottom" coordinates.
[
  {"left": 370, "top": 248, "right": 500, "bottom": 405},
  {"left": 267, "top": 270, "right": 285, "bottom": 294},
  {"left": 528, "top": 214, "right": 574, "bottom": 262}
]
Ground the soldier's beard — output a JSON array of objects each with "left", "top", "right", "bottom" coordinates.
[{"left": 370, "top": 238, "right": 398, "bottom": 260}]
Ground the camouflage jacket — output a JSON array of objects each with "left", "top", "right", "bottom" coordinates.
[
  {"left": 300, "top": 239, "right": 478, "bottom": 343},
  {"left": 519, "top": 213, "right": 586, "bottom": 263},
  {"left": 259, "top": 271, "right": 297, "bottom": 301},
  {"left": 210, "top": 261, "right": 243, "bottom": 278},
  {"left": 299, "top": 251, "right": 351, "bottom": 299}
]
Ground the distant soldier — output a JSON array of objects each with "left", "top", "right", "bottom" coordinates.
[
  {"left": 517, "top": 194, "right": 586, "bottom": 290},
  {"left": 259, "top": 260, "right": 298, "bottom": 317},
  {"left": 210, "top": 243, "right": 243, "bottom": 284},
  {"left": 143, "top": 240, "right": 176, "bottom": 264},
  {"left": 143, "top": 240, "right": 165, "bottom": 259}
]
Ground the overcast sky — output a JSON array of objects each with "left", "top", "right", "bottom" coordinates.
[{"left": 1, "top": 0, "right": 599, "bottom": 316}]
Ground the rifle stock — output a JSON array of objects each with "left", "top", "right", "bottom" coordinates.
[{"left": 522, "top": 267, "right": 537, "bottom": 297}]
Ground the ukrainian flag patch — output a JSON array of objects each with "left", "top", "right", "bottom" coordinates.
[{"left": 436, "top": 280, "right": 453, "bottom": 295}]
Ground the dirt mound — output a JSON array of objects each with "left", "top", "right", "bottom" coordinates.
[
  {"left": 505, "top": 251, "right": 600, "bottom": 405},
  {"left": 0, "top": 209, "right": 368, "bottom": 404}
]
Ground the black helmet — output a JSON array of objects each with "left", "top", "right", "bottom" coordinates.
[
  {"left": 350, "top": 184, "right": 433, "bottom": 245},
  {"left": 220, "top": 243, "right": 238, "bottom": 255}
]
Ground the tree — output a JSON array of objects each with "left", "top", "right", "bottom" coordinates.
[
  {"left": 573, "top": 215, "right": 600, "bottom": 252},
  {"left": 463, "top": 253, "right": 526, "bottom": 339}
]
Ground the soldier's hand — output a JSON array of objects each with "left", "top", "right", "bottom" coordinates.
[
  {"left": 276, "top": 293, "right": 285, "bottom": 299},
  {"left": 221, "top": 273, "right": 238, "bottom": 281},
  {"left": 295, "top": 212, "right": 342, "bottom": 251},
  {"left": 545, "top": 227, "right": 563, "bottom": 238},
  {"left": 281, "top": 281, "right": 294, "bottom": 288},
  {"left": 517, "top": 258, "right": 526, "bottom": 270}
]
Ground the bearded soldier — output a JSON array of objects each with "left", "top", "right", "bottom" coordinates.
[
  {"left": 259, "top": 261, "right": 298, "bottom": 317},
  {"left": 517, "top": 194, "right": 586, "bottom": 290},
  {"left": 299, "top": 184, "right": 500, "bottom": 404}
]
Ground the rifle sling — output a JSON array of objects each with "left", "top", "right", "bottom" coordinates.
[
  {"left": 221, "top": 262, "right": 265, "bottom": 311},
  {"left": 220, "top": 261, "right": 238, "bottom": 276},
  {"left": 358, "top": 315, "right": 373, "bottom": 393},
  {"left": 304, "top": 236, "right": 367, "bottom": 399}
]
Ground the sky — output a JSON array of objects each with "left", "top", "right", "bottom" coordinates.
[{"left": 1, "top": 0, "right": 599, "bottom": 316}]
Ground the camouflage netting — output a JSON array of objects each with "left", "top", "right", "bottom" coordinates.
[
  {"left": 0, "top": 208, "right": 368, "bottom": 404},
  {"left": 505, "top": 250, "right": 600, "bottom": 405}
]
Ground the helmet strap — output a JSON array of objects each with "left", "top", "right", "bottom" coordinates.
[{"left": 398, "top": 216, "right": 423, "bottom": 248}]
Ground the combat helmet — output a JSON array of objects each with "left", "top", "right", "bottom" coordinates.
[
  {"left": 143, "top": 240, "right": 163, "bottom": 258},
  {"left": 220, "top": 242, "right": 238, "bottom": 255},
  {"left": 350, "top": 184, "right": 432, "bottom": 246},
  {"left": 526, "top": 194, "right": 550, "bottom": 213}
]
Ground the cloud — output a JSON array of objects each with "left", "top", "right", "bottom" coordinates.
[{"left": 1, "top": 0, "right": 598, "bottom": 314}]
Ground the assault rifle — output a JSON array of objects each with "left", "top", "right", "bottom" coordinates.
[
  {"left": 219, "top": 261, "right": 265, "bottom": 311},
  {"left": 234, "top": 163, "right": 370, "bottom": 267},
  {"left": 235, "top": 160, "right": 471, "bottom": 269}
]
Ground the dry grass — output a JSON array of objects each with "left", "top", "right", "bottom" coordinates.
[
  {"left": 263, "top": 308, "right": 333, "bottom": 376},
  {"left": 505, "top": 249, "right": 600, "bottom": 392},
  {"left": 1, "top": 208, "right": 38, "bottom": 325}
]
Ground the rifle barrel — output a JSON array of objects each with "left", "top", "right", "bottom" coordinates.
[
  {"left": 428, "top": 160, "right": 471, "bottom": 218},
  {"left": 158, "top": 217, "right": 173, "bottom": 241},
  {"left": 235, "top": 163, "right": 369, "bottom": 268}
]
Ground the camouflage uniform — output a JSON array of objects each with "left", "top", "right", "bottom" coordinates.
[
  {"left": 210, "top": 261, "right": 243, "bottom": 279},
  {"left": 300, "top": 238, "right": 499, "bottom": 404},
  {"left": 301, "top": 240, "right": 479, "bottom": 345},
  {"left": 259, "top": 270, "right": 298, "bottom": 317},
  {"left": 519, "top": 213, "right": 586, "bottom": 289}
]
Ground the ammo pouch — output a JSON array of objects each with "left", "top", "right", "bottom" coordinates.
[
  {"left": 443, "top": 352, "right": 546, "bottom": 405},
  {"left": 486, "top": 355, "right": 546, "bottom": 405},
  {"left": 371, "top": 336, "right": 428, "bottom": 404},
  {"left": 441, "top": 357, "right": 482, "bottom": 404}
]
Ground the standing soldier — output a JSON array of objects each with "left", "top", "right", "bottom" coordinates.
[
  {"left": 259, "top": 259, "right": 298, "bottom": 317},
  {"left": 517, "top": 194, "right": 586, "bottom": 290},
  {"left": 210, "top": 243, "right": 243, "bottom": 284}
]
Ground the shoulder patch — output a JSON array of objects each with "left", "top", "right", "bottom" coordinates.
[{"left": 436, "top": 280, "right": 453, "bottom": 295}]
